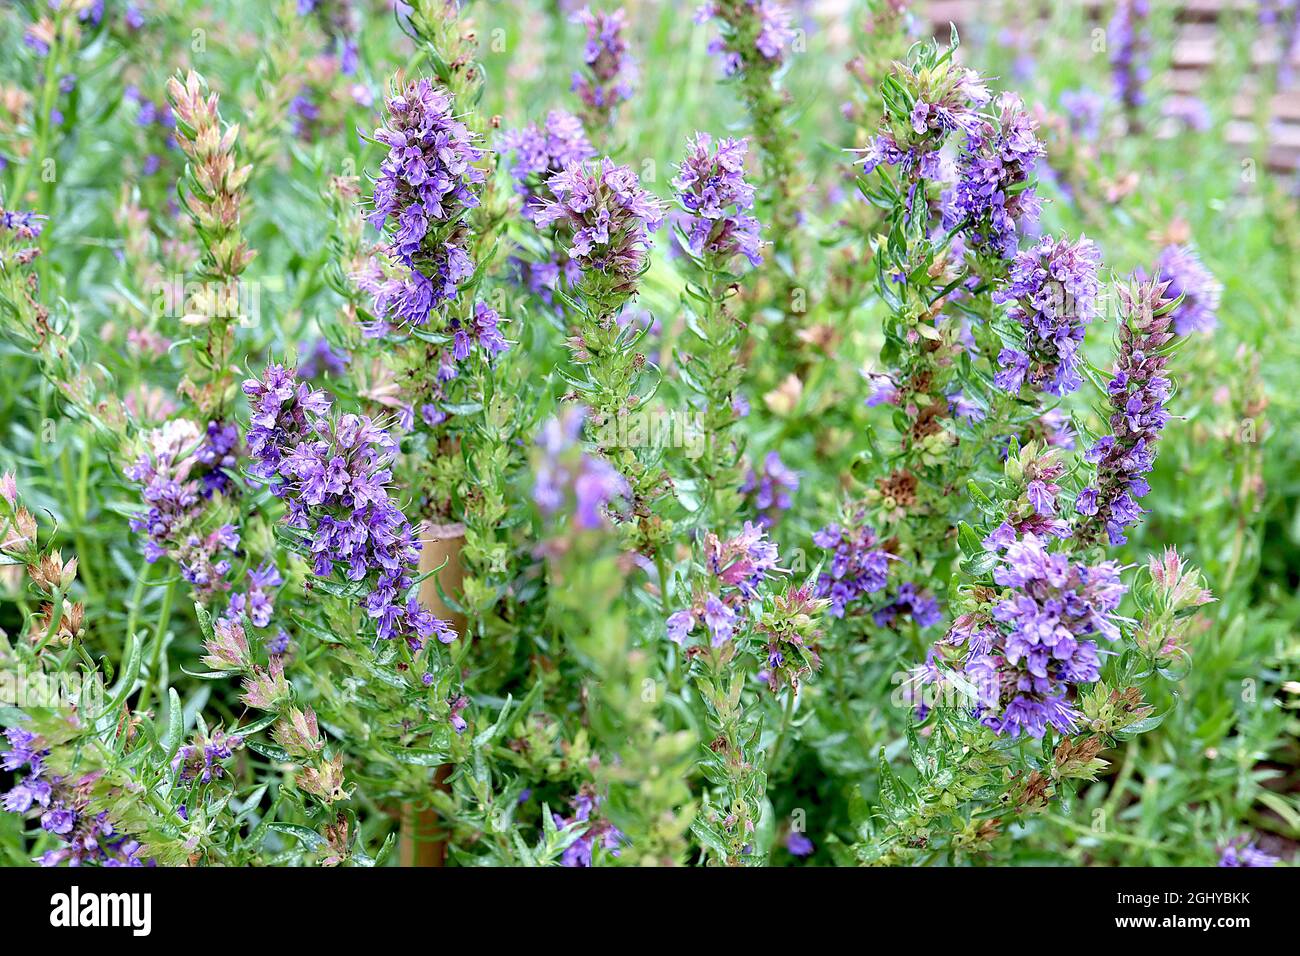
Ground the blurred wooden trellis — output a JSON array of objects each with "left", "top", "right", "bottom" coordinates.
[{"left": 921, "top": 0, "right": 1300, "bottom": 173}]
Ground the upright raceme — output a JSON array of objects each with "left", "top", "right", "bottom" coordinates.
[
  {"left": 993, "top": 235, "right": 1103, "bottom": 396},
  {"left": 242, "top": 364, "right": 455, "bottom": 648},
  {"left": 1109, "top": 0, "right": 1151, "bottom": 121},
  {"left": 366, "top": 78, "right": 486, "bottom": 334},
  {"left": 534, "top": 157, "right": 664, "bottom": 305},
  {"left": 501, "top": 109, "right": 596, "bottom": 221},
  {"left": 672, "top": 132, "right": 763, "bottom": 269},
  {"left": 697, "top": 0, "right": 797, "bottom": 76},
  {"left": 943, "top": 93, "right": 1044, "bottom": 261},
  {"left": 1075, "top": 279, "right": 1177, "bottom": 546},
  {"left": 571, "top": 6, "right": 635, "bottom": 130},
  {"left": 1153, "top": 244, "right": 1221, "bottom": 335}
]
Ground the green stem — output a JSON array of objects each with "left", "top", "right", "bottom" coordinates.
[
  {"left": 123, "top": 557, "right": 151, "bottom": 650},
  {"left": 767, "top": 687, "right": 797, "bottom": 772},
  {"left": 139, "top": 579, "right": 177, "bottom": 714},
  {"left": 11, "top": 17, "right": 64, "bottom": 205},
  {"left": 654, "top": 550, "right": 672, "bottom": 619}
]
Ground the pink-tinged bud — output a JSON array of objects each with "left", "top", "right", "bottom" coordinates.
[
  {"left": 3, "top": 507, "right": 38, "bottom": 556},
  {"left": 0, "top": 471, "right": 17, "bottom": 508},
  {"left": 1148, "top": 546, "right": 1214, "bottom": 612},
  {"left": 273, "top": 706, "right": 324, "bottom": 758},
  {"left": 202, "top": 618, "right": 251, "bottom": 672},
  {"left": 298, "top": 753, "right": 348, "bottom": 804},
  {"left": 239, "top": 658, "right": 290, "bottom": 710}
]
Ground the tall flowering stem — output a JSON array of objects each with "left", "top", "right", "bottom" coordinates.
[
  {"left": 166, "top": 70, "right": 256, "bottom": 420},
  {"left": 671, "top": 132, "right": 763, "bottom": 528},
  {"left": 382, "top": 3, "right": 520, "bottom": 625},
  {"left": 0, "top": 202, "right": 123, "bottom": 432},
  {"left": 851, "top": 260, "right": 1206, "bottom": 863},
  {"left": 850, "top": 41, "right": 1039, "bottom": 591},
  {"left": 241, "top": 2, "right": 312, "bottom": 169},
  {"left": 571, "top": 6, "right": 635, "bottom": 136},
  {"left": 535, "top": 157, "right": 670, "bottom": 551},
  {"left": 665, "top": 522, "right": 826, "bottom": 864},
  {"left": 1109, "top": 0, "right": 1150, "bottom": 131},
  {"left": 697, "top": 1, "right": 800, "bottom": 258},
  {"left": 1074, "top": 278, "right": 1178, "bottom": 547},
  {"left": 10, "top": 0, "right": 104, "bottom": 250}
]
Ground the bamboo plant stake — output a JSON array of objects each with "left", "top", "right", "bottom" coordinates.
[{"left": 398, "top": 522, "right": 466, "bottom": 866}]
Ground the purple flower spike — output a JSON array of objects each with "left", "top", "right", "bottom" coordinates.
[
  {"left": 1077, "top": 279, "right": 1177, "bottom": 546},
  {"left": 993, "top": 235, "right": 1102, "bottom": 397},
  {"left": 943, "top": 93, "right": 1045, "bottom": 261},
  {"left": 951, "top": 535, "right": 1126, "bottom": 739},
  {"left": 243, "top": 364, "right": 454, "bottom": 650},
  {"left": 502, "top": 109, "right": 596, "bottom": 221},
  {"left": 672, "top": 132, "right": 763, "bottom": 270},
  {"left": 366, "top": 78, "right": 486, "bottom": 332},
  {"left": 533, "top": 406, "right": 629, "bottom": 531},
  {"left": 1153, "top": 244, "right": 1221, "bottom": 336},
  {"left": 571, "top": 6, "right": 635, "bottom": 128},
  {"left": 534, "top": 158, "right": 664, "bottom": 297}
]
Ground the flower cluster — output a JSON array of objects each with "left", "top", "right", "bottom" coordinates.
[
  {"left": 571, "top": 6, "right": 635, "bottom": 129},
  {"left": 1060, "top": 88, "right": 1105, "bottom": 141},
  {"left": 993, "top": 235, "right": 1102, "bottom": 397},
  {"left": 1, "top": 206, "right": 46, "bottom": 270},
  {"left": 296, "top": 0, "right": 361, "bottom": 75},
  {"left": 860, "top": 61, "right": 988, "bottom": 180},
  {"left": 943, "top": 93, "right": 1044, "bottom": 261},
  {"left": 756, "top": 582, "right": 829, "bottom": 691},
  {"left": 667, "top": 522, "right": 780, "bottom": 646},
  {"left": 532, "top": 406, "right": 629, "bottom": 531},
  {"left": 173, "top": 728, "right": 244, "bottom": 786},
  {"left": 1217, "top": 836, "right": 1279, "bottom": 867},
  {"left": 696, "top": 0, "right": 796, "bottom": 76},
  {"left": 812, "top": 516, "right": 892, "bottom": 618},
  {"left": 510, "top": 251, "right": 583, "bottom": 307},
  {"left": 1076, "top": 280, "right": 1176, "bottom": 546},
  {"left": 950, "top": 535, "right": 1126, "bottom": 739},
  {"left": 872, "top": 582, "right": 942, "bottom": 630},
  {"left": 450, "top": 301, "right": 509, "bottom": 363},
  {"left": 243, "top": 364, "right": 455, "bottom": 648},
  {"left": 126, "top": 419, "right": 241, "bottom": 602},
  {"left": 741, "top": 450, "right": 798, "bottom": 527},
  {"left": 2, "top": 726, "right": 150, "bottom": 867},
  {"left": 124, "top": 84, "right": 179, "bottom": 178},
  {"left": 501, "top": 109, "right": 596, "bottom": 220},
  {"left": 672, "top": 132, "right": 763, "bottom": 269},
  {"left": 197, "top": 419, "right": 241, "bottom": 497},
  {"left": 553, "top": 784, "right": 624, "bottom": 867},
  {"left": 1153, "top": 244, "right": 1221, "bottom": 336},
  {"left": 366, "top": 78, "right": 485, "bottom": 332},
  {"left": 534, "top": 157, "right": 664, "bottom": 302},
  {"left": 227, "top": 562, "right": 282, "bottom": 629},
  {"left": 985, "top": 442, "right": 1073, "bottom": 542},
  {"left": 299, "top": 336, "right": 351, "bottom": 379}
]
